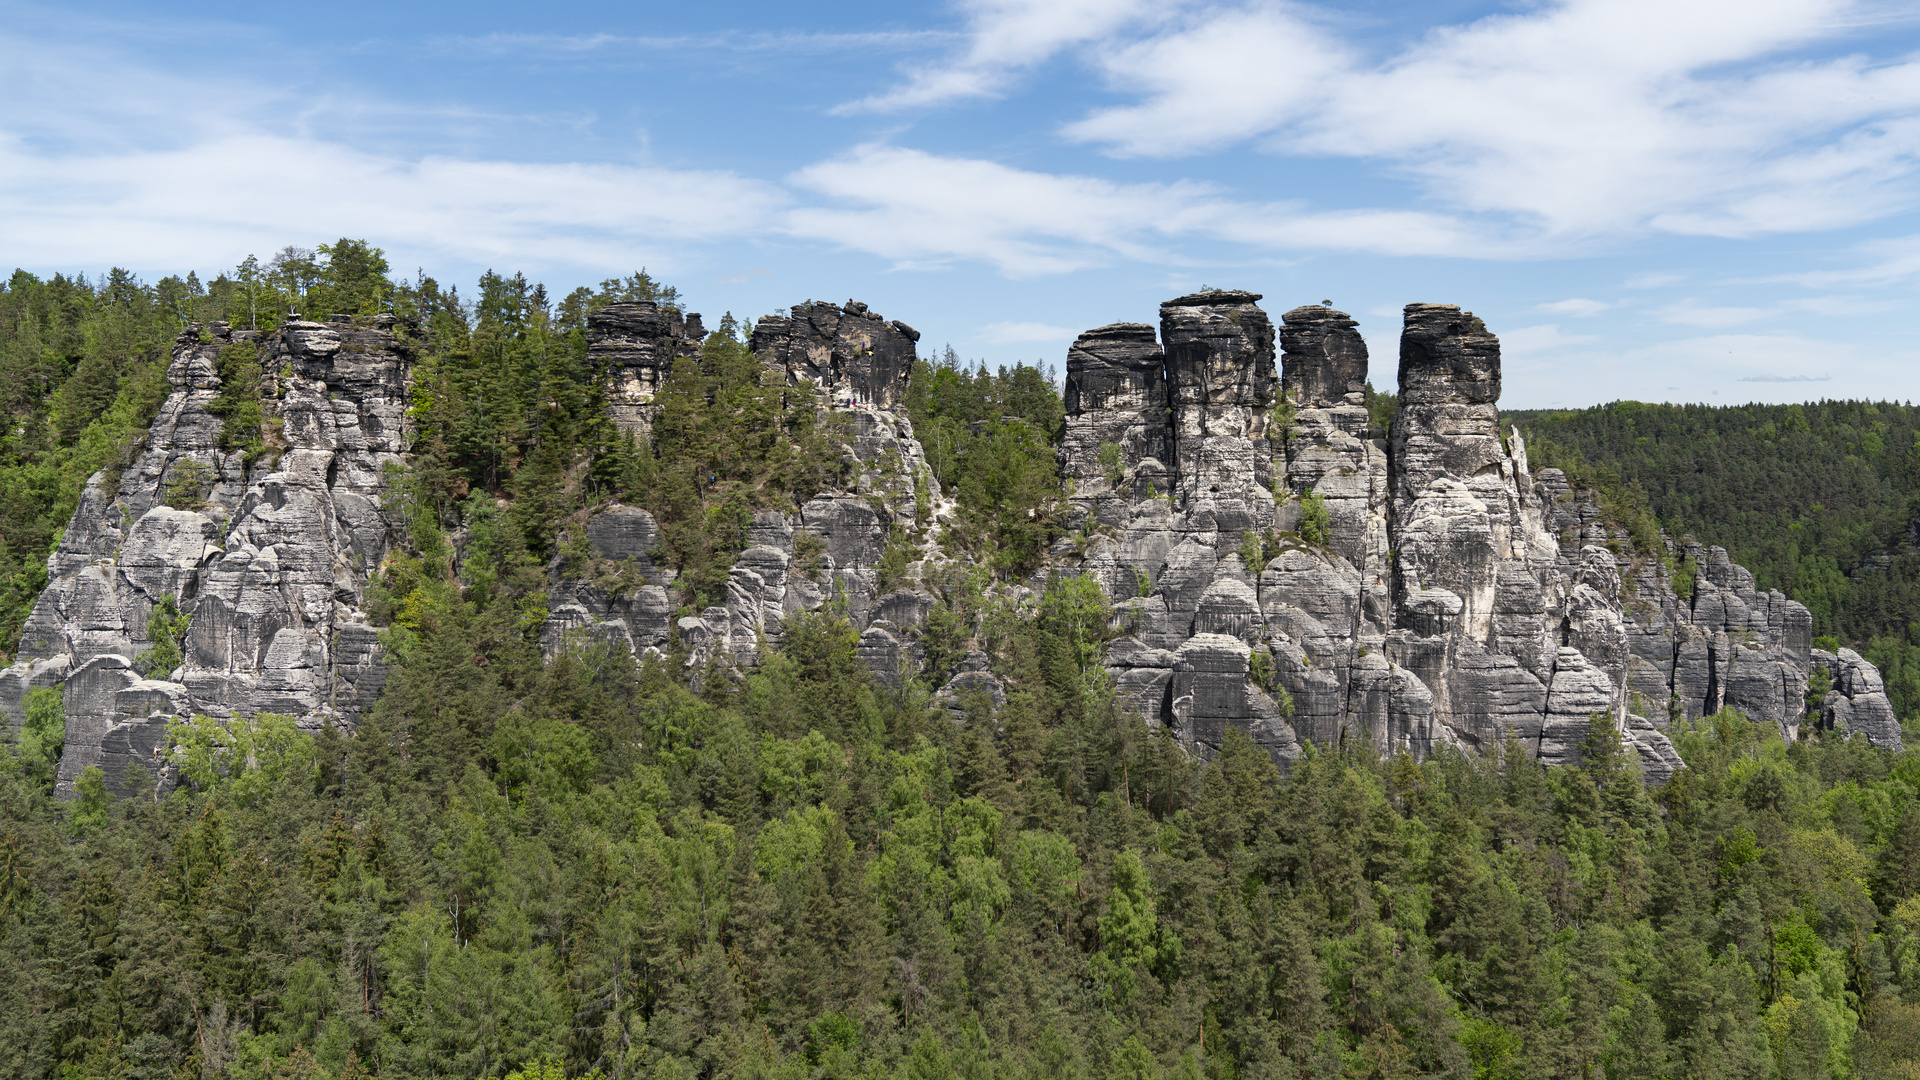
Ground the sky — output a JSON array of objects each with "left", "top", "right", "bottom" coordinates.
[{"left": 5, "top": 0, "right": 1920, "bottom": 408}]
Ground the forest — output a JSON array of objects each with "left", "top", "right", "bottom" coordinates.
[{"left": 3, "top": 251, "right": 1920, "bottom": 1078}]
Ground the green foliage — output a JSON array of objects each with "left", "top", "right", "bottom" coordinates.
[
  {"left": 604, "top": 314, "right": 854, "bottom": 603},
  {"left": 1365, "top": 379, "right": 1398, "bottom": 434},
  {"left": 205, "top": 341, "right": 265, "bottom": 456},
  {"left": 905, "top": 346, "right": 1067, "bottom": 578},
  {"left": 166, "top": 712, "right": 316, "bottom": 806},
  {"left": 1299, "top": 488, "right": 1331, "bottom": 546},
  {"left": 1670, "top": 550, "right": 1699, "bottom": 602},
  {"left": 6, "top": 596, "right": 1920, "bottom": 1080},
  {"left": 15, "top": 686, "right": 63, "bottom": 792},
  {"left": 1238, "top": 529, "right": 1266, "bottom": 573},
  {"left": 70, "top": 765, "right": 107, "bottom": 834},
  {"left": 133, "top": 593, "right": 189, "bottom": 676},
  {"left": 1271, "top": 393, "right": 1297, "bottom": 449},
  {"left": 161, "top": 458, "right": 210, "bottom": 509},
  {"left": 877, "top": 524, "right": 913, "bottom": 592},
  {"left": 28, "top": 256, "right": 1920, "bottom": 1080},
  {"left": 792, "top": 528, "right": 826, "bottom": 581},
  {"left": 0, "top": 268, "right": 182, "bottom": 655},
  {"left": 1097, "top": 440, "right": 1124, "bottom": 489}
]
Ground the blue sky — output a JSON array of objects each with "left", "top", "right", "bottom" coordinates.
[{"left": 6, "top": 0, "right": 1920, "bottom": 407}]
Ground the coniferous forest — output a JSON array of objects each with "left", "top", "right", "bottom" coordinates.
[{"left": 7, "top": 248, "right": 1920, "bottom": 1078}]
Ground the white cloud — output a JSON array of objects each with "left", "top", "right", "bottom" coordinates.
[
  {"left": 1536, "top": 298, "right": 1611, "bottom": 316},
  {"left": 837, "top": 0, "right": 1168, "bottom": 113},
  {"left": 1063, "top": 0, "right": 1920, "bottom": 247},
  {"left": 1657, "top": 301, "right": 1773, "bottom": 328},
  {"left": 1781, "top": 232, "right": 1920, "bottom": 287},
  {"left": 782, "top": 144, "right": 1529, "bottom": 274},
  {"left": 1500, "top": 324, "right": 1602, "bottom": 354},
  {"left": 981, "top": 320, "right": 1080, "bottom": 344},
  {"left": 783, "top": 145, "right": 1217, "bottom": 275},
  {"left": 438, "top": 29, "right": 952, "bottom": 58},
  {"left": 0, "top": 131, "right": 784, "bottom": 275},
  {"left": 1063, "top": 6, "right": 1349, "bottom": 154}
]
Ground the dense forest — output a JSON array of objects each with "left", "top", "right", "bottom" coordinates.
[
  {"left": 7, "top": 251, "right": 1920, "bottom": 1078},
  {"left": 1511, "top": 401, "right": 1920, "bottom": 725}
]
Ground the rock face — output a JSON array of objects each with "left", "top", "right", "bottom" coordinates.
[
  {"left": 9, "top": 291, "right": 1897, "bottom": 798},
  {"left": 1039, "top": 295, "right": 1899, "bottom": 780},
  {"left": 540, "top": 301, "right": 954, "bottom": 681},
  {"left": 0, "top": 316, "right": 412, "bottom": 796},
  {"left": 591, "top": 302, "right": 705, "bottom": 441},
  {"left": 751, "top": 299, "right": 920, "bottom": 411}
]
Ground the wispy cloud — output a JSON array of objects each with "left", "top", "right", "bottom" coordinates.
[
  {"left": 1055, "top": 0, "right": 1920, "bottom": 248},
  {"left": 1739, "top": 372, "right": 1833, "bottom": 381},
  {"left": 1657, "top": 301, "right": 1773, "bottom": 328},
  {"left": 438, "top": 29, "right": 954, "bottom": 58},
  {"left": 836, "top": 0, "right": 1168, "bottom": 114},
  {"left": 0, "top": 131, "right": 784, "bottom": 274},
  {"left": 981, "top": 320, "right": 1080, "bottom": 344},
  {"left": 781, "top": 144, "right": 1531, "bottom": 275},
  {"left": 1537, "top": 298, "right": 1611, "bottom": 316},
  {"left": 784, "top": 145, "right": 1212, "bottom": 275},
  {"left": 1501, "top": 324, "right": 1603, "bottom": 353}
]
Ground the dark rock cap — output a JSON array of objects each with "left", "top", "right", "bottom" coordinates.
[
  {"left": 1397, "top": 303, "right": 1500, "bottom": 406},
  {"left": 1280, "top": 305, "right": 1368, "bottom": 407},
  {"left": 1163, "top": 289, "right": 1264, "bottom": 308},
  {"left": 1064, "top": 323, "right": 1162, "bottom": 416},
  {"left": 752, "top": 299, "right": 917, "bottom": 410}
]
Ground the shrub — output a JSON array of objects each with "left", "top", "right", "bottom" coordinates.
[
  {"left": 162, "top": 459, "right": 211, "bottom": 509},
  {"left": 134, "top": 594, "right": 190, "bottom": 677},
  {"left": 205, "top": 341, "right": 265, "bottom": 456},
  {"left": 1299, "top": 490, "right": 1331, "bottom": 546}
]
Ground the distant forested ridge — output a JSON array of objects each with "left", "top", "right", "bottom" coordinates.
[{"left": 1513, "top": 400, "right": 1920, "bottom": 722}]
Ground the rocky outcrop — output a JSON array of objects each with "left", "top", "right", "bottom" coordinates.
[
  {"left": 10, "top": 288, "right": 1894, "bottom": 799},
  {"left": 751, "top": 299, "right": 920, "bottom": 411},
  {"left": 540, "top": 301, "right": 953, "bottom": 682},
  {"left": 1044, "top": 294, "right": 1893, "bottom": 779},
  {"left": 1815, "top": 648, "right": 1903, "bottom": 746},
  {"left": 591, "top": 302, "right": 705, "bottom": 442},
  {"left": 1059, "top": 324, "right": 1167, "bottom": 498},
  {"left": 0, "top": 316, "right": 412, "bottom": 796}
]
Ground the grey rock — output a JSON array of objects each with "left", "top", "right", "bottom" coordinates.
[
  {"left": 753, "top": 299, "right": 917, "bottom": 411},
  {"left": 0, "top": 317, "right": 413, "bottom": 797},
  {"left": 1280, "top": 305, "right": 1369, "bottom": 408},
  {"left": 1059, "top": 324, "right": 1168, "bottom": 496},
  {"left": 590, "top": 302, "right": 704, "bottom": 442}
]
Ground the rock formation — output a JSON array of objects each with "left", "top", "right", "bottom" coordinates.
[
  {"left": 3, "top": 290, "right": 1899, "bottom": 798},
  {"left": 592, "top": 302, "right": 704, "bottom": 442},
  {"left": 0, "top": 316, "right": 410, "bottom": 795},
  {"left": 751, "top": 299, "right": 920, "bottom": 411},
  {"left": 543, "top": 300, "right": 951, "bottom": 679}
]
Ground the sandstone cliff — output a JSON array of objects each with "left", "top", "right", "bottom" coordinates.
[
  {"left": 3, "top": 293, "right": 1899, "bottom": 795},
  {"left": 0, "top": 316, "right": 408, "bottom": 794}
]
